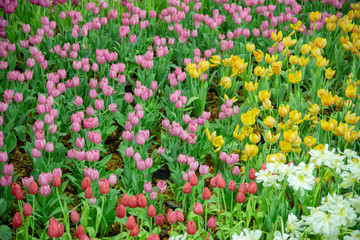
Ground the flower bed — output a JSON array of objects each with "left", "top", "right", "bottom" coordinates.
[{"left": 0, "top": 0, "right": 359, "bottom": 239}]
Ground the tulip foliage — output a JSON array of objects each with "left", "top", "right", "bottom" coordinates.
[{"left": 0, "top": 0, "right": 360, "bottom": 239}]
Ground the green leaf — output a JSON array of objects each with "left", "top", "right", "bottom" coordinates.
[
  {"left": 0, "top": 199, "right": 7, "bottom": 216},
  {"left": 14, "top": 125, "right": 27, "bottom": 142},
  {"left": 0, "top": 225, "right": 12, "bottom": 240},
  {"left": 5, "top": 133, "right": 17, "bottom": 153}
]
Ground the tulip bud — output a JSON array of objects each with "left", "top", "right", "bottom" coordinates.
[
  {"left": 81, "top": 177, "right": 91, "bottom": 190},
  {"left": 249, "top": 168, "right": 257, "bottom": 180},
  {"left": 71, "top": 210, "right": 80, "bottom": 223},
  {"left": 126, "top": 216, "right": 136, "bottom": 230},
  {"left": 183, "top": 182, "right": 192, "bottom": 194},
  {"left": 22, "top": 203, "right": 33, "bottom": 217},
  {"left": 167, "top": 210, "right": 177, "bottom": 224},
  {"left": 52, "top": 175, "right": 61, "bottom": 188},
  {"left": 228, "top": 180, "right": 237, "bottom": 191},
  {"left": 215, "top": 174, "right": 225, "bottom": 189},
  {"left": 175, "top": 210, "right": 184, "bottom": 222},
  {"left": 100, "top": 179, "right": 110, "bottom": 194},
  {"left": 12, "top": 212, "right": 23, "bottom": 229},
  {"left": 121, "top": 193, "right": 130, "bottom": 207},
  {"left": 202, "top": 187, "right": 211, "bottom": 200},
  {"left": 116, "top": 205, "right": 126, "bottom": 219},
  {"left": 193, "top": 202, "right": 203, "bottom": 215},
  {"left": 147, "top": 205, "right": 156, "bottom": 218},
  {"left": 189, "top": 174, "right": 198, "bottom": 186},
  {"left": 236, "top": 191, "right": 246, "bottom": 203},
  {"left": 187, "top": 220, "right": 197, "bottom": 235},
  {"left": 29, "top": 181, "right": 38, "bottom": 195},
  {"left": 207, "top": 217, "right": 217, "bottom": 229},
  {"left": 238, "top": 183, "right": 247, "bottom": 194},
  {"left": 129, "top": 195, "right": 137, "bottom": 209},
  {"left": 155, "top": 214, "right": 164, "bottom": 226},
  {"left": 76, "top": 225, "right": 85, "bottom": 239},
  {"left": 85, "top": 187, "right": 93, "bottom": 199},
  {"left": 210, "top": 177, "right": 217, "bottom": 188},
  {"left": 248, "top": 182, "right": 257, "bottom": 194}
]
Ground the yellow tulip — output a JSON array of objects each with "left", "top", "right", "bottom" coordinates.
[
  {"left": 265, "top": 131, "right": 280, "bottom": 144},
  {"left": 254, "top": 66, "right": 266, "bottom": 77},
  {"left": 304, "top": 136, "right": 316, "bottom": 148},
  {"left": 233, "top": 124, "right": 246, "bottom": 141},
  {"left": 219, "top": 77, "right": 232, "bottom": 89},
  {"left": 289, "top": 110, "right": 302, "bottom": 124},
  {"left": 314, "top": 38, "right": 327, "bottom": 49},
  {"left": 280, "top": 141, "right": 292, "bottom": 153},
  {"left": 249, "top": 132, "right": 261, "bottom": 144},
  {"left": 278, "top": 105, "right": 290, "bottom": 117},
  {"left": 309, "top": 11, "right": 321, "bottom": 22},
  {"left": 272, "top": 61, "right": 282, "bottom": 75},
  {"left": 245, "top": 81, "right": 258, "bottom": 92},
  {"left": 282, "top": 36, "right": 297, "bottom": 48},
  {"left": 262, "top": 98, "right": 273, "bottom": 110},
  {"left": 271, "top": 31, "right": 283, "bottom": 43},
  {"left": 283, "top": 130, "right": 298, "bottom": 144},
  {"left": 253, "top": 50, "right": 264, "bottom": 62},
  {"left": 243, "top": 143, "right": 259, "bottom": 157},
  {"left": 325, "top": 67, "right": 335, "bottom": 79},
  {"left": 345, "top": 85, "right": 357, "bottom": 98},
  {"left": 246, "top": 43, "right": 255, "bottom": 52},
  {"left": 316, "top": 56, "right": 329, "bottom": 68},
  {"left": 289, "top": 55, "right": 298, "bottom": 65},
  {"left": 258, "top": 90, "right": 271, "bottom": 102},
  {"left": 209, "top": 55, "right": 221, "bottom": 67},
  {"left": 241, "top": 110, "right": 256, "bottom": 126},
  {"left": 263, "top": 116, "right": 276, "bottom": 128},
  {"left": 298, "top": 56, "right": 309, "bottom": 67},
  {"left": 198, "top": 60, "right": 209, "bottom": 72},
  {"left": 345, "top": 111, "right": 360, "bottom": 125},
  {"left": 300, "top": 44, "right": 311, "bottom": 55},
  {"left": 265, "top": 53, "right": 278, "bottom": 64}
]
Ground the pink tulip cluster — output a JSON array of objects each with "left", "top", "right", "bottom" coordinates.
[
  {"left": 169, "top": 90, "right": 187, "bottom": 109},
  {"left": 218, "top": 98, "right": 239, "bottom": 120},
  {"left": 125, "top": 104, "right": 144, "bottom": 131},
  {"left": 0, "top": 163, "right": 13, "bottom": 186},
  {"left": 0, "top": 0, "right": 17, "bottom": 14},
  {"left": 3, "top": 89, "right": 23, "bottom": 103},
  {"left": 135, "top": 50, "right": 154, "bottom": 69},
  {"left": 0, "top": 17, "right": 6, "bottom": 38},
  {"left": 162, "top": 118, "right": 197, "bottom": 144},
  {"left": 193, "top": 9, "right": 226, "bottom": 29},
  {"left": 219, "top": 152, "right": 240, "bottom": 165},
  {"left": 159, "top": 5, "right": 186, "bottom": 25},
  {"left": 168, "top": 67, "right": 186, "bottom": 87},
  {"left": 0, "top": 40, "right": 15, "bottom": 58},
  {"left": 133, "top": 80, "right": 155, "bottom": 101},
  {"left": 29, "top": 46, "right": 47, "bottom": 69},
  {"left": 132, "top": 151, "right": 153, "bottom": 171}
]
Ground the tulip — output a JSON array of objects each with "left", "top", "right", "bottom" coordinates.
[
  {"left": 193, "top": 202, "right": 203, "bottom": 215},
  {"left": 167, "top": 210, "right": 177, "bottom": 224},
  {"left": 126, "top": 216, "right": 136, "bottom": 230},
  {"left": 121, "top": 193, "right": 130, "bottom": 207},
  {"left": 189, "top": 174, "right": 198, "bottom": 186},
  {"left": 22, "top": 203, "right": 33, "bottom": 217},
  {"left": 81, "top": 177, "right": 91, "bottom": 190},
  {"left": 249, "top": 168, "right": 257, "bottom": 180},
  {"left": 76, "top": 225, "right": 85, "bottom": 239},
  {"left": 71, "top": 210, "right": 80, "bottom": 223},
  {"left": 248, "top": 182, "right": 257, "bottom": 194},
  {"left": 12, "top": 212, "right": 22, "bottom": 229},
  {"left": 48, "top": 217, "right": 64, "bottom": 238},
  {"left": 228, "top": 180, "right": 237, "bottom": 191},
  {"left": 183, "top": 182, "right": 192, "bottom": 194},
  {"left": 147, "top": 205, "right": 156, "bottom": 218},
  {"left": 207, "top": 217, "right": 217, "bottom": 229},
  {"left": 187, "top": 220, "right": 197, "bottom": 235},
  {"left": 215, "top": 174, "right": 225, "bottom": 189},
  {"left": 116, "top": 205, "right": 126, "bottom": 219},
  {"left": 52, "top": 175, "right": 61, "bottom": 188},
  {"left": 99, "top": 179, "right": 110, "bottom": 194},
  {"left": 155, "top": 214, "right": 164, "bottom": 226},
  {"left": 175, "top": 210, "right": 184, "bottom": 222}
]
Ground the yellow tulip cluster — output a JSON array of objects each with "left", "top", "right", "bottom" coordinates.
[
  {"left": 206, "top": 128, "right": 225, "bottom": 152},
  {"left": 186, "top": 60, "right": 210, "bottom": 79}
]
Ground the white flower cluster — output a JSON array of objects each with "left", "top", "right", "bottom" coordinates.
[
  {"left": 301, "top": 193, "right": 360, "bottom": 239},
  {"left": 232, "top": 229, "right": 262, "bottom": 240},
  {"left": 309, "top": 145, "right": 360, "bottom": 189},
  {"left": 169, "top": 234, "right": 187, "bottom": 240},
  {"left": 255, "top": 161, "right": 315, "bottom": 196}
]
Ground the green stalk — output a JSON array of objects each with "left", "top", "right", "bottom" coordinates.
[
  {"left": 56, "top": 188, "right": 71, "bottom": 240},
  {"left": 95, "top": 195, "right": 106, "bottom": 236}
]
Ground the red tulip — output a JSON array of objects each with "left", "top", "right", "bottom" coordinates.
[
  {"left": 248, "top": 182, "right": 257, "bottom": 194},
  {"left": 71, "top": 210, "right": 80, "bottom": 223},
  {"left": 238, "top": 183, "right": 248, "bottom": 194},
  {"left": 52, "top": 175, "right": 61, "bottom": 188},
  {"left": 207, "top": 217, "right": 217, "bottom": 229},
  {"left": 48, "top": 217, "right": 64, "bottom": 238},
  {"left": 11, "top": 182, "right": 24, "bottom": 200},
  {"left": 167, "top": 210, "right": 177, "bottom": 224},
  {"left": 130, "top": 224, "right": 139, "bottom": 237},
  {"left": 147, "top": 234, "right": 160, "bottom": 240},
  {"left": 29, "top": 181, "right": 38, "bottom": 195},
  {"left": 100, "top": 179, "right": 110, "bottom": 194},
  {"left": 210, "top": 177, "right": 217, "bottom": 188},
  {"left": 155, "top": 214, "right": 164, "bottom": 226},
  {"left": 249, "top": 168, "right": 257, "bottom": 180},
  {"left": 189, "top": 174, "right": 198, "bottom": 186},
  {"left": 215, "top": 174, "right": 225, "bottom": 189},
  {"left": 175, "top": 210, "right": 184, "bottom": 222},
  {"left": 228, "top": 180, "right": 237, "bottom": 191},
  {"left": 260, "top": 163, "right": 267, "bottom": 171},
  {"left": 186, "top": 220, "right": 197, "bottom": 235},
  {"left": 22, "top": 203, "right": 33, "bottom": 217},
  {"left": 116, "top": 204, "right": 126, "bottom": 218},
  {"left": 76, "top": 225, "right": 85, "bottom": 239},
  {"left": 147, "top": 205, "right": 156, "bottom": 218},
  {"left": 193, "top": 202, "right": 203, "bottom": 215},
  {"left": 236, "top": 191, "right": 245, "bottom": 203},
  {"left": 202, "top": 187, "right": 211, "bottom": 200},
  {"left": 126, "top": 216, "right": 136, "bottom": 230},
  {"left": 183, "top": 182, "right": 191, "bottom": 194},
  {"left": 84, "top": 187, "right": 92, "bottom": 199},
  {"left": 138, "top": 194, "right": 147, "bottom": 208},
  {"left": 12, "top": 212, "right": 22, "bottom": 229},
  {"left": 121, "top": 193, "right": 130, "bottom": 207},
  {"left": 129, "top": 195, "right": 137, "bottom": 208},
  {"left": 81, "top": 176, "right": 91, "bottom": 190}
]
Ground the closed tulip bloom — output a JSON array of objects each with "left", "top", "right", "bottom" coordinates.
[
  {"left": 193, "top": 202, "right": 203, "bottom": 215},
  {"left": 147, "top": 205, "right": 156, "bottom": 218},
  {"left": 11, "top": 182, "right": 24, "bottom": 200},
  {"left": 187, "top": 221, "right": 197, "bottom": 235},
  {"left": 129, "top": 195, "right": 137, "bottom": 209},
  {"left": 2, "top": 163, "right": 13, "bottom": 175},
  {"left": 207, "top": 217, "right": 217, "bottom": 229},
  {"left": 238, "top": 183, "right": 248, "bottom": 194},
  {"left": 202, "top": 187, "right": 211, "bottom": 200},
  {"left": 100, "top": 179, "right": 110, "bottom": 194},
  {"left": 121, "top": 193, "right": 130, "bottom": 207},
  {"left": 236, "top": 191, "right": 246, "bottom": 203},
  {"left": 249, "top": 168, "right": 257, "bottom": 180},
  {"left": 52, "top": 175, "right": 61, "bottom": 188},
  {"left": 189, "top": 174, "right": 198, "bottom": 186},
  {"left": 130, "top": 224, "right": 139, "bottom": 237},
  {"left": 126, "top": 216, "right": 136, "bottom": 230},
  {"left": 183, "top": 182, "right": 192, "bottom": 194},
  {"left": 29, "top": 181, "right": 38, "bottom": 195},
  {"left": 85, "top": 187, "right": 93, "bottom": 199},
  {"left": 215, "top": 174, "right": 225, "bottom": 189},
  {"left": 81, "top": 177, "right": 91, "bottom": 190},
  {"left": 175, "top": 210, "right": 184, "bottom": 222},
  {"left": 12, "top": 212, "right": 23, "bottom": 229},
  {"left": 48, "top": 217, "right": 64, "bottom": 238},
  {"left": 116, "top": 204, "right": 126, "bottom": 218},
  {"left": 228, "top": 180, "right": 237, "bottom": 191},
  {"left": 76, "top": 225, "right": 85, "bottom": 239},
  {"left": 71, "top": 210, "right": 80, "bottom": 223},
  {"left": 155, "top": 214, "right": 164, "bottom": 226},
  {"left": 210, "top": 177, "right": 217, "bottom": 188},
  {"left": 167, "top": 210, "right": 177, "bottom": 224},
  {"left": 22, "top": 203, "right": 33, "bottom": 217},
  {"left": 248, "top": 182, "right": 257, "bottom": 194}
]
